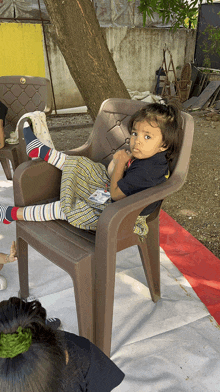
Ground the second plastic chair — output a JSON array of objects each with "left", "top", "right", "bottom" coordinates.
[{"left": 0, "top": 75, "right": 52, "bottom": 179}]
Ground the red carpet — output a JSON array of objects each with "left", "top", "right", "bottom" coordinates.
[{"left": 159, "top": 210, "right": 220, "bottom": 324}]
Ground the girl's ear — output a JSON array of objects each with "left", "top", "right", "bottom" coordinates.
[{"left": 159, "top": 144, "right": 168, "bottom": 152}]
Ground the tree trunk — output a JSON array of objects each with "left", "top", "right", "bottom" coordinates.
[{"left": 43, "top": 0, "right": 130, "bottom": 120}]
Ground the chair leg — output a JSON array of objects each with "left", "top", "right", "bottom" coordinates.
[
  {"left": 17, "top": 236, "right": 29, "bottom": 299},
  {"left": 72, "top": 254, "right": 95, "bottom": 344},
  {"left": 95, "top": 249, "right": 117, "bottom": 357},
  {"left": 1, "top": 158, "right": 12, "bottom": 180},
  {"left": 138, "top": 216, "right": 160, "bottom": 302},
  {"left": 10, "top": 148, "right": 19, "bottom": 171}
]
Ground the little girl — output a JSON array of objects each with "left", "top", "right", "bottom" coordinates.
[{"left": 0, "top": 102, "right": 182, "bottom": 236}]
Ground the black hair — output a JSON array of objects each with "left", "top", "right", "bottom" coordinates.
[
  {"left": 0, "top": 297, "right": 66, "bottom": 392},
  {"left": 128, "top": 101, "right": 183, "bottom": 162}
]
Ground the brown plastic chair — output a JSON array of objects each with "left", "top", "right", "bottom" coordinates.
[
  {"left": 0, "top": 76, "right": 52, "bottom": 180},
  {"left": 13, "top": 98, "right": 194, "bottom": 357}
]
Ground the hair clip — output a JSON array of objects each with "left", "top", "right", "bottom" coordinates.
[
  {"left": 0, "top": 326, "right": 32, "bottom": 358},
  {"left": 159, "top": 99, "right": 169, "bottom": 110}
]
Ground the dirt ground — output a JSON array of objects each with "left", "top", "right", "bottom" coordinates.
[{"left": 47, "top": 109, "right": 220, "bottom": 259}]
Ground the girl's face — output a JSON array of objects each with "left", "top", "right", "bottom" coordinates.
[{"left": 130, "top": 120, "right": 167, "bottom": 159}]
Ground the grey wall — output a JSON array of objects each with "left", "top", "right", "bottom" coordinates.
[
  {"left": 44, "top": 26, "right": 196, "bottom": 110},
  {"left": 105, "top": 28, "right": 196, "bottom": 92}
]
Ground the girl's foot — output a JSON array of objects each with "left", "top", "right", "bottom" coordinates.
[
  {"left": 0, "top": 202, "right": 66, "bottom": 224},
  {"left": 0, "top": 275, "right": 7, "bottom": 290},
  {"left": 23, "top": 122, "right": 65, "bottom": 169},
  {"left": 23, "top": 121, "right": 51, "bottom": 160},
  {"left": 0, "top": 205, "right": 19, "bottom": 224}
]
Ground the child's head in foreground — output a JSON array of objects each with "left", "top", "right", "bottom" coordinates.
[
  {"left": 0, "top": 297, "right": 66, "bottom": 392},
  {"left": 128, "top": 101, "right": 182, "bottom": 162}
]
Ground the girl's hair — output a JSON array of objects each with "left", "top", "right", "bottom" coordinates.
[
  {"left": 0, "top": 297, "right": 66, "bottom": 392},
  {"left": 128, "top": 101, "right": 183, "bottom": 162}
]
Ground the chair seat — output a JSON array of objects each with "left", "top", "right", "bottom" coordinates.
[{"left": 17, "top": 220, "right": 95, "bottom": 262}]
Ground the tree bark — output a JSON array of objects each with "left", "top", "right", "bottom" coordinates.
[{"left": 43, "top": 0, "right": 130, "bottom": 120}]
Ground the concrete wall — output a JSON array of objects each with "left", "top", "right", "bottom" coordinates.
[
  {"left": 104, "top": 27, "right": 196, "bottom": 93},
  {"left": 44, "top": 26, "right": 196, "bottom": 109},
  {"left": 43, "top": 25, "right": 85, "bottom": 110},
  {"left": 0, "top": 22, "right": 196, "bottom": 110}
]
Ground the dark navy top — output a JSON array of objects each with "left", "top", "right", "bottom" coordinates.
[
  {"left": 117, "top": 151, "right": 169, "bottom": 216},
  {"left": 0, "top": 101, "right": 8, "bottom": 126},
  {"left": 60, "top": 331, "right": 125, "bottom": 391}
]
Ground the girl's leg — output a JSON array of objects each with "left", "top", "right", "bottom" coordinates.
[
  {"left": 23, "top": 121, "right": 66, "bottom": 170},
  {"left": 0, "top": 201, "right": 67, "bottom": 224}
]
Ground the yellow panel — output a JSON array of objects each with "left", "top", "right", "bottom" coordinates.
[{"left": 0, "top": 23, "right": 45, "bottom": 77}]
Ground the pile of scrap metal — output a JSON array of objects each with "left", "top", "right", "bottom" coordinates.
[
  {"left": 155, "top": 49, "right": 220, "bottom": 110},
  {"left": 182, "top": 65, "right": 220, "bottom": 111},
  {"left": 155, "top": 48, "right": 192, "bottom": 103}
]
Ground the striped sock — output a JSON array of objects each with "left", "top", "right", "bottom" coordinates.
[
  {"left": 0, "top": 206, "right": 19, "bottom": 224},
  {"left": 47, "top": 149, "right": 67, "bottom": 170},
  {"left": 23, "top": 121, "right": 51, "bottom": 160},
  {"left": 23, "top": 121, "right": 66, "bottom": 170},
  {"left": 23, "top": 201, "right": 67, "bottom": 222}
]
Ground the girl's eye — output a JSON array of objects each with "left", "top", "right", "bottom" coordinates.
[
  {"left": 145, "top": 135, "right": 151, "bottom": 140},
  {"left": 131, "top": 131, "right": 137, "bottom": 136}
]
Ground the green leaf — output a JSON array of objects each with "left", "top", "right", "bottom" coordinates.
[{"left": 136, "top": 0, "right": 214, "bottom": 30}]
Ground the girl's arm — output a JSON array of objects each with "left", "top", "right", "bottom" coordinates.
[
  {"left": 0, "top": 119, "right": 5, "bottom": 149},
  {"left": 108, "top": 149, "right": 133, "bottom": 178},
  {"left": 0, "top": 241, "right": 17, "bottom": 264},
  {"left": 110, "top": 150, "right": 132, "bottom": 201}
]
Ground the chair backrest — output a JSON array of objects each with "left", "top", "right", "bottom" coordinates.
[
  {"left": 85, "top": 99, "right": 147, "bottom": 166},
  {"left": 0, "top": 76, "right": 52, "bottom": 137},
  {"left": 169, "top": 109, "right": 194, "bottom": 183},
  {"left": 85, "top": 99, "right": 194, "bottom": 185}
]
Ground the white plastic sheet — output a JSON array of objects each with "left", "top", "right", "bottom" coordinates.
[{"left": 1, "top": 164, "right": 220, "bottom": 391}]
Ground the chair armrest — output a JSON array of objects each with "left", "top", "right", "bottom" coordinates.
[
  {"left": 95, "top": 172, "right": 184, "bottom": 250},
  {"left": 13, "top": 159, "right": 61, "bottom": 206},
  {"left": 64, "top": 141, "right": 92, "bottom": 158}
]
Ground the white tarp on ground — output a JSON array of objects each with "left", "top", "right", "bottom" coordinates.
[{"left": 0, "top": 166, "right": 220, "bottom": 391}]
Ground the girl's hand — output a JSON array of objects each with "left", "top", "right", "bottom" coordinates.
[
  {"left": 8, "top": 241, "right": 17, "bottom": 263},
  {"left": 110, "top": 150, "right": 133, "bottom": 201},
  {"left": 113, "top": 150, "right": 133, "bottom": 166}
]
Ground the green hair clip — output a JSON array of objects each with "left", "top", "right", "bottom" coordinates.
[{"left": 0, "top": 326, "right": 32, "bottom": 359}]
